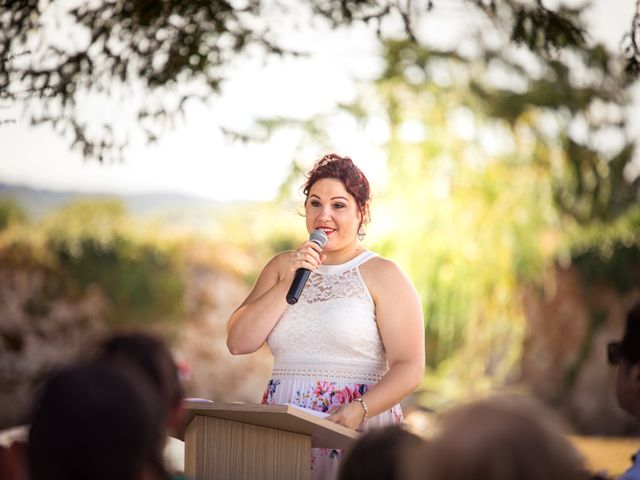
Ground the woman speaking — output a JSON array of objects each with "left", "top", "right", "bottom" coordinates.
[{"left": 226, "top": 154, "right": 425, "bottom": 479}]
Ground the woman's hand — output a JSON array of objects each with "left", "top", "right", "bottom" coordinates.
[
  {"left": 283, "top": 240, "right": 326, "bottom": 279},
  {"left": 326, "top": 400, "right": 366, "bottom": 430}
]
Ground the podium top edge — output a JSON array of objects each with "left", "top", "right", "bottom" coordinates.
[
  {"left": 177, "top": 401, "right": 360, "bottom": 442},
  {"left": 183, "top": 401, "right": 290, "bottom": 413}
]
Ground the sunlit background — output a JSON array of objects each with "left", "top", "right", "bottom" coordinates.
[{"left": 1, "top": 0, "right": 640, "bottom": 473}]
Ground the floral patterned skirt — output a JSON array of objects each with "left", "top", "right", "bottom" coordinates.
[{"left": 261, "top": 377, "right": 403, "bottom": 480}]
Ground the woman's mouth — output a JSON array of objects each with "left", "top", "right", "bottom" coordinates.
[{"left": 317, "top": 227, "right": 336, "bottom": 236}]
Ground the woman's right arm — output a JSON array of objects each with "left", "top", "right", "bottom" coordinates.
[
  {"left": 226, "top": 253, "right": 290, "bottom": 355},
  {"left": 226, "top": 242, "right": 324, "bottom": 355}
]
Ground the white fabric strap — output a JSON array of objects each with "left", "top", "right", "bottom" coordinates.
[{"left": 352, "top": 250, "right": 378, "bottom": 267}]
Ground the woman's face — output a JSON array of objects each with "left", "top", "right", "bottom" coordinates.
[{"left": 305, "top": 177, "right": 362, "bottom": 251}]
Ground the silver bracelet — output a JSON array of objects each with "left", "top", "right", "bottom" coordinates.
[{"left": 354, "top": 397, "right": 368, "bottom": 422}]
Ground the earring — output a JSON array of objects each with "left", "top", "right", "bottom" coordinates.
[{"left": 357, "top": 226, "right": 366, "bottom": 241}]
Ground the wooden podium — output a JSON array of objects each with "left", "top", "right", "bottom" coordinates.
[{"left": 177, "top": 401, "right": 359, "bottom": 480}]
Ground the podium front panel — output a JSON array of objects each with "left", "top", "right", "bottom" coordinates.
[{"left": 185, "top": 415, "right": 310, "bottom": 480}]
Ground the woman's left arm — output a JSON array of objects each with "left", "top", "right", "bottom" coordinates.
[{"left": 327, "top": 258, "right": 425, "bottom": 429}]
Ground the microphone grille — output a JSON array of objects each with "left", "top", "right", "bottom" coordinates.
[{"left": 310, "top": 229, "right": 329, "bottom": 248}]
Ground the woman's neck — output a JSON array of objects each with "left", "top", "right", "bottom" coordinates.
[{"left": 322, "top": 241, "right": 365, "bottom": 265}]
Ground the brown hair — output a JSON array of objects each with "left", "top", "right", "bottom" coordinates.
[
  {"left": 412, "top": 395, "right": 588, "bottom": 480},
  {"left": 28, "top": 362, "right": 168, "bottom": 480},
  {"left": 338, "top": 425, "right": 424, "bottom": 480},
  {"left": 621, "top": 303, "right": 640, "bottom": 366},
  {"left": 303, "top": 154, "right": 371, "bottom": 232},
  {"left": 94, "top": 332, "right": 183, "bottom": 420}
]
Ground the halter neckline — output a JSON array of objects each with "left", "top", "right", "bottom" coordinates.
[{"left": 316, "top": 250, "right": 377, "bottom": 275}]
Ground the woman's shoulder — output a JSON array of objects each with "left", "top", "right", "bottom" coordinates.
[
  {"left": 264, "top": 251, "right": 292, "bottom": 273},
  {"left": 362, "top": 252, "right": 401, "bottom": 274},
  {"left": 360, "top": 255, "right": 414, "bottom": 305},
  {"left": 360, "top": 253, "right": 409, "bottom": 286},
  {"left": 360, "top": 253, "right": 419, "bottom": 304},
  {"left": 272, "top": 250, "right": 293, "bottom": 262}
]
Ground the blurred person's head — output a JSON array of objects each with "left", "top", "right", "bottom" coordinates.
[
  {"left": 27, "top": 362, "right": 168, "bottom": 480},
  {"left": 338, "top": 425, "right": 424, "bottom": 480},
  {"left": 94, "top": 331, "right": 184, "bottom": 431},
  {"left": 412, "top": 395, "right": 587, "bottom": 480},
  {"left": 608, "top": 303, "right": 640, "bottom": 418}
]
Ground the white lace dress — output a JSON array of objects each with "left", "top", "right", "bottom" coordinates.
[{"left": 261, "top": 250, "right": 403, "bottom": 480}]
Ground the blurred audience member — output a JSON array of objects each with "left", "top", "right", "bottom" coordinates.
[
  {"left": 412, "top": 394, "right": 588, "bottom": 480},
  {"left": 608, "top": 303, "right": 640, "bottom": 480},
  {"left": 338, "top": 425, "right": 424, "bottom": 480},
  {"left": 94, "top": 331, "right": 184, "bottom": 433},
  {"left": 27, "top": 361, "right": 168, "bottom": 480},
  {"left": 93, "top": 331, "right": 187, "bottom": 475}
]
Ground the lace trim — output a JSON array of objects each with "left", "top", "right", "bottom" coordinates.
[
  {"left": 302, "top": 268, "right": 372, "bottom": 305},
  {"left": 271, "top": 360, "right": 388, "bottom": 384}
]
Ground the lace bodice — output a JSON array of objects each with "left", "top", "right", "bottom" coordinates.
[{"left": 267, "top": 251, "right": 388, "bottom": 383}]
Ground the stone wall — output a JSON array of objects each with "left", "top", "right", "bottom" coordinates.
[
  {"left": 0, "top": 262, "right": 272, "bottom": 430},
  {"left": 0, "top": 269, "right": 108, "bottom": 428},
  {"left": 520, "top": 266, "right": 640, "bottom": 434},
  {"left": 174, "top": 261, "right": 272, "bottom": 404}
]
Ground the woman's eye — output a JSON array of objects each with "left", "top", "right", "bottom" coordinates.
[
  {"left": 333, "top": 203, "right": 345, "bottom": 209},
  {"left": 310, "top": 200, "right": 321, "bottom": 207}
]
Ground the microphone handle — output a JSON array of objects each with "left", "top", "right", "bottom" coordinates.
[{"left": 286, "top": 268, "right": 311, "bottom": 305}]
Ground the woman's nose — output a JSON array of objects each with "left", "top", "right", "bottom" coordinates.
[{"left": 318, "top": 207, "right": 332, "bottom": 221}]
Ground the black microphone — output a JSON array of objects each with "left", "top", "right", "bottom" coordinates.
[{"left": 286, "top": 229, "right": 329, "bottom": 305}]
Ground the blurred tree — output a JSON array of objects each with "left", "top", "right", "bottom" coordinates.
[
  {"left": 264, "top": 0, "right": 640, "bottom": 406},
  {"left": 348, "top": 37, "right": 639, "bottom": 406},
  {"left": 379, "top": 32, "right": 638, "bottom": 402},
  {"left": 1, "top": 0, "right": 638, "bottom": 161},
  {"left": 40, "top": 200, "right": 185, "bottom": 328},
  {"left": 0, "top": 198, "right": 26, "bottom": 230}
]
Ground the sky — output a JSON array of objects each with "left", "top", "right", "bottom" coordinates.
[{"left": 0, "top": 1, "right": 637, "bottom": 202}]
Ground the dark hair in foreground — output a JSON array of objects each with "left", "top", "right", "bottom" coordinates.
[
  {"left": 621, "top": 303, "right": 640, "bottom": 366},
  {"left": 304, "top": 153, "right": 371, "bottom": 229},
  {"left": 94, "top": 331, "right": 183, "bottom": 418},
  {"left": 413, "top": 395, "right": 588, "bottom": 480},
  {"left": 27, "top": 362, "right": 168, "bottom": 480},
  {"left": 338, "top": 425, "right": 424, "bottom": 480}
]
